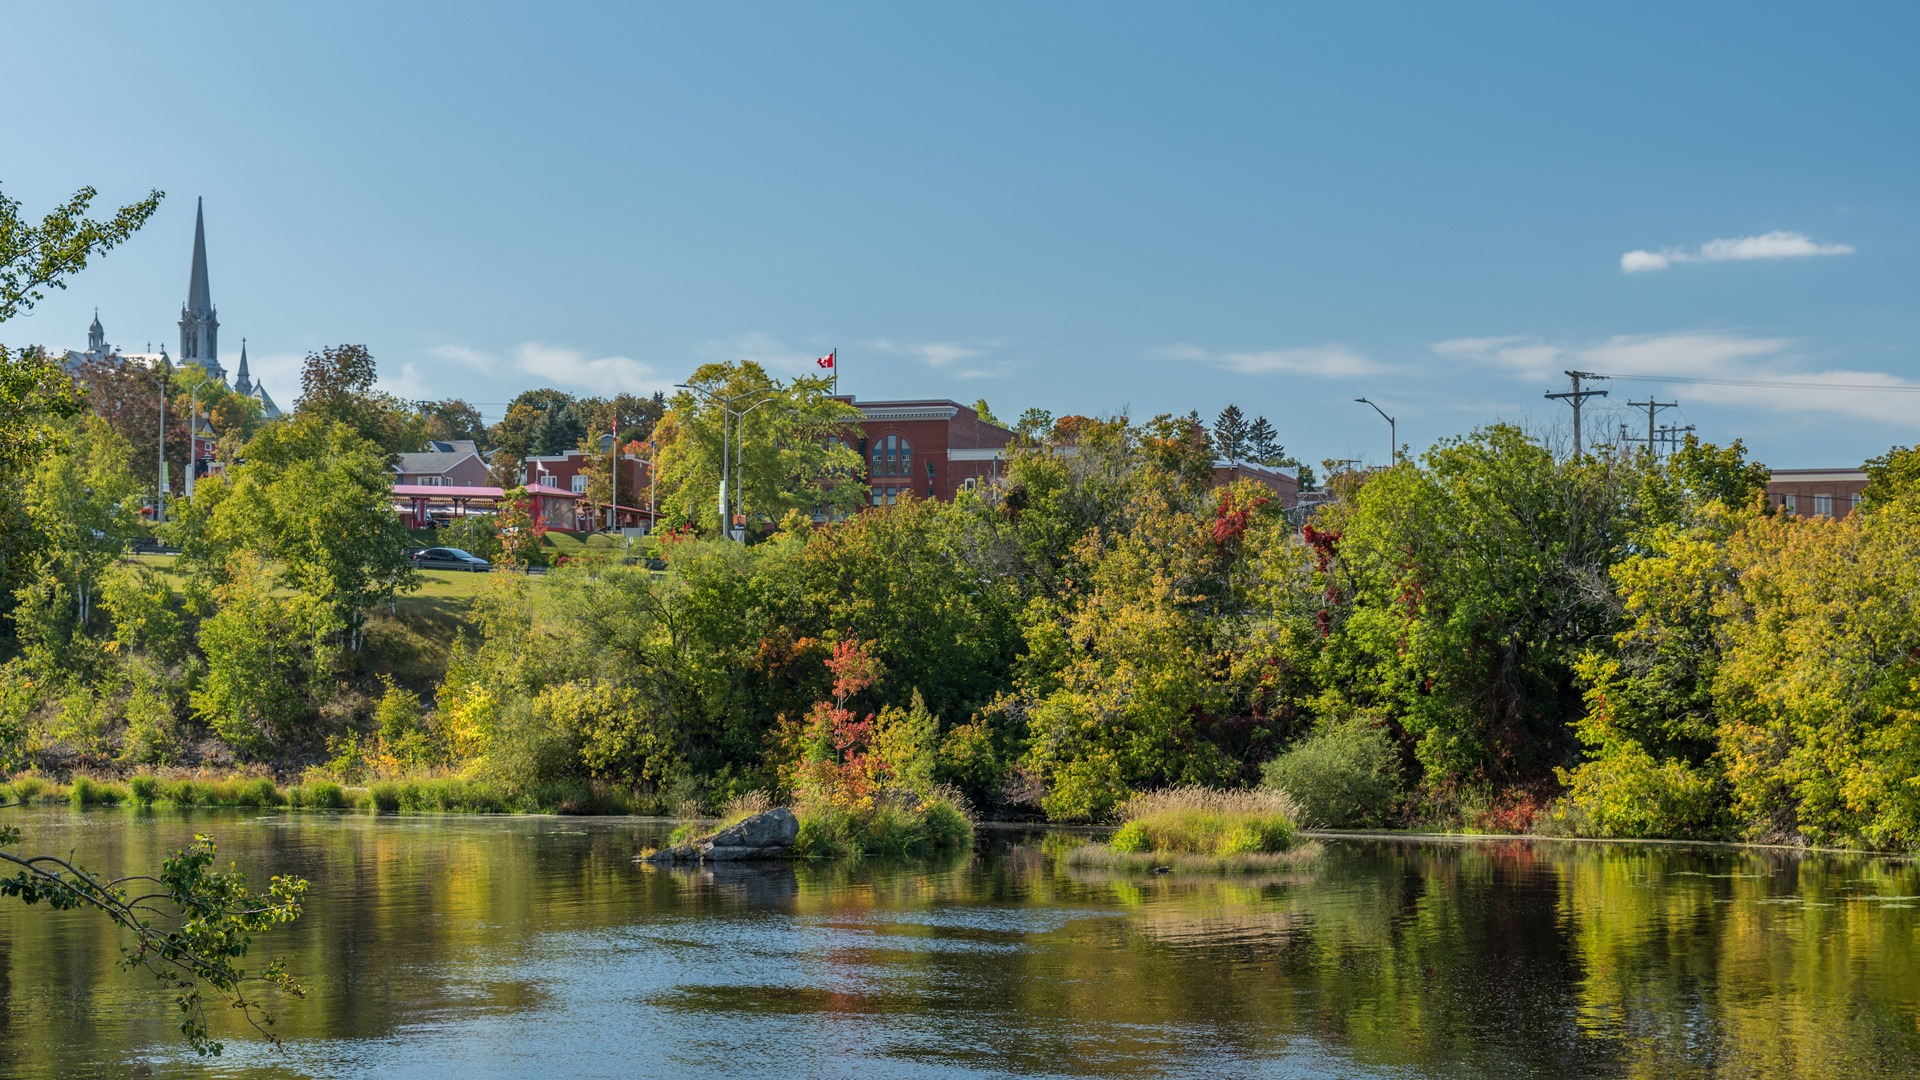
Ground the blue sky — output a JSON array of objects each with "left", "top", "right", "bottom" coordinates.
[{"left": 6, "top": 2, "right": 1915, "bottom": 468}]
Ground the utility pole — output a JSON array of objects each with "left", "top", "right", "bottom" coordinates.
[
  {"left": 1545, "top": 371, "right": 1608, "bottom": 459},
  {"left": 1354, "top": 398, "right": 1397, "bottom": 465},
  {"left": 1659, "top": 424, "right": 1696, "bottom": 454},
  {"left": 1627, "top": 398, "right": 1678, "bottom": 458}
]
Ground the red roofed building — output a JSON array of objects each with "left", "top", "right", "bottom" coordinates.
[{"left": 838, "top": 397, "right": 1016, "bottom": 508}]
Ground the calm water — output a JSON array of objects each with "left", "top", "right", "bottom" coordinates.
[{"left": 2, "top": 809, "right": 1917, "bottom": 1079}]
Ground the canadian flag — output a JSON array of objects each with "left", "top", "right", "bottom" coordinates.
[{"left": 816, "top": 350, "right": 835, "bottom": 369}]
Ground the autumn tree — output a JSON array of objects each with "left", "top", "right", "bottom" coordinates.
[{"left": 293, "top": 345, "right": 423, "bottom": 454}]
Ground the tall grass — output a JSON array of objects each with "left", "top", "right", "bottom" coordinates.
[
  {"left": 1107, "top": 786, "right": 1303, "bottom": 857},
  {"left": 4, "top": 770, "right": 652, "bottom": 816},
  {"left": 789, "top": 787, "right": 976, "bottom": 859}
]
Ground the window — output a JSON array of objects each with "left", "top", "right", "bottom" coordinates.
[
  {"left": 1781, "top": 494, "right": 1797, "bottom": 514},
  {"left": 1814, "top": 494, "right": 1832, "bottom": 517},
  {"left": 1850, "top": 493, "right": 1862, "bottom": 515},
  {"left": 926, "top": 460, "right": 936, "bottom": 478},
  {"left": 571, "top": 474, "right": 588, "bottom": 494},
  {"left": 963, "top": 477, "right": 977, "bottom": 492},
  {"left": 870, "top": 434, "right": 912, "bottom": 477},
  {"left": 424, "top": 475, "right": 442, "bottom": 486},
  {"left": 872, "top": 488, "right": 884, "bottom": 507}
]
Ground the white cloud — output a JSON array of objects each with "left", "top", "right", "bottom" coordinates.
[
  {"left": 868, "top": 338, "right": 1014, "bottom": 379},
  {"left": 870, "top": 339, "right": 981, "bottom": 369},
  {"left": 1620, "top": 250, "right": 1671, "bottom": 272},
  {"left": 1167, "top": 342, "right": 1386, "bottom": 378},
  {"left": 508, "top": 342, "right": 669, "bottom": 395},
  {"left": 1621, "top": 231, "right": 1854, "bottom": 272},
  {"left": 1433, "top": 331, "right": 1915, "bottom": 423},
  {"left": 695, "top": 331, "right": 822, "bottom": 375},
  {"left": 425, "top": 341, "right": 671, "bottom": 396}
]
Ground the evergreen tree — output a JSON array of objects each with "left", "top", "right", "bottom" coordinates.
[
  {"left": 1213, "top": 405, "right": 1249, "bottom": 464},
  {"left": 1248, "top": 415, "right": 1280, "bottom": 464}
]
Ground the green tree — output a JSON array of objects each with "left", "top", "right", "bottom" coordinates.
[
  {"left": 0, "top": 184, "right": 159, "bottom": 623},
  {"left": 655, "top": 362, "right": 866, "bottom": 535},
  {"left": 208, "top": 416, "right": 419, "bottom": 654},
  {"left": 1213, "top": 404, "right": 1249, "bottom": 464},
  {"left": 1317, "top": 425, "right": 1631, "bottom": 801},
  {"left": 20, "top": 415, "right": 143, "bottom": 635},
  {"left": 0, "top": 181, "right": 310, "bottom": 1050},
  {"left": 190, "top": 552, "right": 302, "bottom": 757}
]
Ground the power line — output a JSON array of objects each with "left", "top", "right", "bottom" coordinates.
[{"left": 1592, "top": 372, "right": 1920, "bottom": 393}]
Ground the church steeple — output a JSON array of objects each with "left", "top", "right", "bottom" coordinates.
[
  {"left": 234, "top": 339, "right": 252, "bottom": 396},
  {"left": 177, "top": 197, "right": 224, "bottom": 383},
  {"left": 87, "top": 309, "right": 104, "bottom": 352}
]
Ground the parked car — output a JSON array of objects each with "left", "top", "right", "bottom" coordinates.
[{"left": 410, "top": 547, "right": 492, "bottom": 573}]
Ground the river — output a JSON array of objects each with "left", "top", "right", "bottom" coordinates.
[{"left": 1, "top": 807, "right": 1916, "bottom": 1078}]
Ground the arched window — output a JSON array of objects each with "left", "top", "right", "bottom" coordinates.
[{"left": 869, "top": 434, "right": 911, "bottom": 477}]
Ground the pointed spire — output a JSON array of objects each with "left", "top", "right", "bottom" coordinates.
[
  {"left": 187, "top": 197, "right": 212, "bottom": 312},
  {"left": 234, "top": 339, "right": 253, "bottom": 396}
]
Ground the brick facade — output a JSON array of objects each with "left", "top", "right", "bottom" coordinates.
[
  {"left": 1765, "top": 468, "right": 1868, "bottom": 520},
  {"left": 839, "top": 397, "right": 1016, "bottom": 508}
]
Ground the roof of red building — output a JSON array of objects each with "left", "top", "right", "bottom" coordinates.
[{"left": 392, "top": 484, "right": 506, "bottom": 498}]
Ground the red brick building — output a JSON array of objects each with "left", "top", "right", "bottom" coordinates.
[
  {"left": 519, "top": 440, "right": 654, "bottom": 528},
  {"left": 839, "top": 397, "right": 1016, "bottom": 507},
  {"left": 1765, "top": 468, "right": 1868, "bottom": 519},
  {"left": 1210, "top": 460, "right": 1300, "bottom": 508}
]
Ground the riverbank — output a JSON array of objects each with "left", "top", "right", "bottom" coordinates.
[{"left": 1, "top": 773, "right": 660, "bottom": 816}]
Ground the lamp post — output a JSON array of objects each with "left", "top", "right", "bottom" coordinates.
[
  {"left": 1354, "top": 397, "right": 1397, "bottom": 466},
  {"left": 732, "top": 396, "right": 782, "bottom": 540},
  {"left": 674, "top": 383, "right": 779, "bottom": 541},
  {"left": 131, "top": 358, "right": 170, "bottom": 523}
]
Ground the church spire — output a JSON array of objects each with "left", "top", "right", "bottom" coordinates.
[
  {"left": 178, "top": 196, "right": 223, "bottom": 382},
  {"left": 187, "top": 197, "right": 212, "bottom": 312},
  {"left": 234, "top": 339, "right": 252, "bottom": 396}
]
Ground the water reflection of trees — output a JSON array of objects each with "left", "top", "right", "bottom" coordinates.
[{"left": 3, "top": 817, "right": 1918, "bottom": 1078}]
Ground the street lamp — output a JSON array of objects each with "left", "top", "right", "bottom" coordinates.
[
  {"left": 131, "top": 358, "right": 170, "bottom": 523},
  {"left": 1354, "top": 398, "right": 1397, "bottom": 466},
  {"left": 731, "top": 396, "right": 785, "bottom": 540},
  {"left": 674, "top": 383, "right": 780, "bottom": 541}
]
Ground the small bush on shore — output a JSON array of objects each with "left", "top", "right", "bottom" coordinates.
[
  {"left": 289, "top": 781, "right": 348, "bottom": 809},
  {"left": 1107, "top": 786, "right": 1303, "bottom": 857},
  {"left": 1261, "top": 717, "right": 1402, "bottom": 828},
  {"left": 69, "top": 776, "right": 129, "bottom": 807},
  {"left": 790, "top": 788, "right": 976, "bottom": 859},
  {"left": 129, "top": 775, "right": 161, "bottom": 804}
]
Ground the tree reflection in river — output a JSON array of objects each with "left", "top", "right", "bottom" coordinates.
[{"left": 0, "top": 809, "right": 1915, "bottom": 1078}]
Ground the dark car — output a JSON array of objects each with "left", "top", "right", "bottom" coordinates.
[{"left": 410, "top": 547, "right": 492, "bottom": 573}]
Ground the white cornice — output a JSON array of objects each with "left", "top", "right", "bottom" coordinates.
[{"left": 861, "top": 405, "right": 958, "bottom": 422}]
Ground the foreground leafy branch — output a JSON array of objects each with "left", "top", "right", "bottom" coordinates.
[{"left": 0, "top": 820, "right": 306, "bottom": 1055}]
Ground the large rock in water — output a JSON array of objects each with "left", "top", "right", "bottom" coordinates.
[{"left": 640, "top": 807, "right": 799, "bottom": 863}]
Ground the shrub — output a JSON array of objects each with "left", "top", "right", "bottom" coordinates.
[
  {"left": 1108, "top": 786, "right": 1300, "bottom": 855},
  {"left": 1262, "top": 717, "right": 1402, "bottom": 828},
  {"left": 70, "top": 776, "right": 129, "bottom": 807},
  {"left": 299, "top": 781, "right": 349, "bottom": 809},
  {"left": 1556, "top": 747, "right": 1726, "bottom": 839},
  {"left": 789, "top": 787, "right": 976, "bottom": 858},
  {"left": 9, "top": 774, "right": 48, "bottom": 802},
  {"left": 130, "top": 775, "right": 161, "bottom": 804},
  {"left": 238, "top": 777, "right": 283, "bottom": 807},
  {"left": 370, "top": 781, "right": 403, "bottom": 812},
  {"left": 161, "top": 778, "right": 203, "bottom": 805}
]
